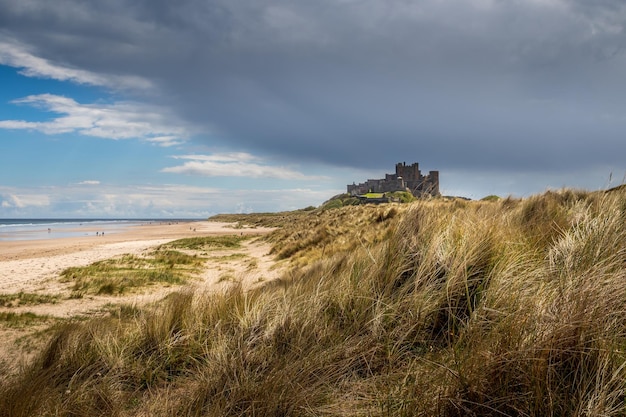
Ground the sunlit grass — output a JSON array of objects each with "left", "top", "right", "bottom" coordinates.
[
  {"left": 60, "top": 250, "right": 204, "bottom": 295},
  {"left": 58, "top": 235, "right": 256, "bottom": 296},
  {"left": 209, "top": 209, "right": 318, "bottom": 229},
  {"left": 0, "top": 312, "right": 53, "bottom": 329},
  {"left": 160, "top": 235, "right": 252, "bottom": 250},
  {"left": 0, "top": 292, "right": 60, "bottom": 308},
  {"left": 3, "top": 188, "right": 626, "bottom": 416},
  {"left": 208, "top": 253, "right": 249, "bottom": 262}
]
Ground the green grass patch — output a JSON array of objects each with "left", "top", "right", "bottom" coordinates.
[
  {"left": 386, "top": 190, "right": 416, "bottom": 203},
  {"left": 0, "top": 312, "right": 53, "bottom": 328},
  {"left": 362, "top": 192, "right": 385, "bottom": 198},
  {"left": 481, "top": 194, "right": 501, "bottom": 201},
  {"left": 151, "top": 250, "right": 201, "bottom": 266},
  {"left": 208, "top": 253, "right": 249, "bottom": 262},
  {"left": 160, "top": 235, "right": 251, "bottom": 250},
  {"left": 100, "top": 303, "right": 144, "bottom": 320},
  {"left": 60, "top": 250, "right": 204, "bottom": 295},
  {"left": 319, "top": 193, "right": 361, "bottom": 210},
  {"left": 209, "top": 210, "right": 313, "bottom": 228},
  {"left": 0, "top": 292, "right": 60, "bottom": 308}
]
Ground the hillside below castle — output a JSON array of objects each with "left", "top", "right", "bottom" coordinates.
[{"left": 348, "top": 162, "right": 440, "bottom": 197}]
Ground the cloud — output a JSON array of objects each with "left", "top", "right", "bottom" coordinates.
[
  {"left": 162, "top": 153, "right": 328, "bottom": 180},
  {"left": 0, "top": 192, "right": 50, "bottom": 208},
  {"left": 0, "top": 39, "right": 152, "bottom": 91},
  {"left": 0, "top": 184, "right": 333, "bottom": 217},
  {"left": 77, "top": 180, "right": 101, "bottom": 185},
  {"left": 145, "top": 136, "right": 185, "bottom": 147},
  {"left": 0, "top": 94, "right": 194, "bottom": 145},
  {"left": 1, "top": 0, "right": 626, "bottom": 194}
]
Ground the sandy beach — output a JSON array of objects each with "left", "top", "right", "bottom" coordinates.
[
  {"left": 0, "top": 220, "right": 268, "bottom": 262},
  {"left": 0, "top": 220, "right": 280, "bottom": 370},
  {"left": 0, "top": 221, "right": 277, "bottom": 293}
]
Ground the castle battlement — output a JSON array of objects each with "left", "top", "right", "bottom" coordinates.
[{"left": 347, "top": 162, "right": 440, "bottom": 197}]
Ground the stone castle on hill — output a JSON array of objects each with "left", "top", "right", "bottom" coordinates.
[{"left": 347, "top": 162, "right": 440, "bottom": 197}]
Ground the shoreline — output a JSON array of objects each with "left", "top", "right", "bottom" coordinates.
[
  {"left": 0, "top": 219, "right": 176, "bottom": 242},
  {"left": 0, "top": 220, "right": 266, "bottom": 262}
]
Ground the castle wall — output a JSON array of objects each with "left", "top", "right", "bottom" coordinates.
[{"left": 348, "top": 162, "right": 440, "bottom": 197}]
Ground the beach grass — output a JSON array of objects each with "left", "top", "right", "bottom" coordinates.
[
  {"left": 159, "top": 234, "right": 252, "bottom": 250},
  {"left": 60, "top": 249, "right": 205, "bottom": 295},
  {"left": 0, "top": 292, "right": 60, "bottom": 308},
  {"left": 59, "top": 235, "right": 253, "bottom": 296},
  {"left": 208, "top": 252, "right": 249, "bottom": 262},
  {"left": 0, "top": 312, "right": 53, "bottom": 329},
  {"left": 2, "top": 188, "right": 626, "bottom": 415},
  {"left": 209, "top": 210, "right": 314, "bottom": 228}
]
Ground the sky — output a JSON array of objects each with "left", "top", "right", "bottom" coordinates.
[{"left": 1, "top": 0, "right": 625, "bottom": 218}]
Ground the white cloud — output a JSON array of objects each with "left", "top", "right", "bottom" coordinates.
[
  {"left": 0, "top": 193, "right": 50, "bottom": 208},
  {"left": 146, "top": 136, "right": 185, "bottom": 147},
  {"left": 0, "top": 94, "right": 193, "bottom": 145},
  {"left": 175, "top": 153, "right": 259, "bottom": 163},
  {"left": 0, "top": 183, "right": 333, "bottom": 217},
  {"left": 162, "top": 153, "right": 329, "bottom": 180},
  {"left": 0, "top": 39, "right": 152, "bottom": 91},
  {"left": 77, "top": 180, "right": 101, "bottom": 185}
]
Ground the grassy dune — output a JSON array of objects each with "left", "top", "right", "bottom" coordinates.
[
  {"left": 59, "top": 235, "right": 257, "bottom": 296},
  {"left": 0, "top": 293, "right": 60, "bottom": 308},
  {"left": 2, "top": 189, "right": 626, "bottom": 416},
  {"left": 60, "top": 250, "right": 202, "bottom": 296}
]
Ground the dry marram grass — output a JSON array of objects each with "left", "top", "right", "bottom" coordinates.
[{"left": 1, "top": 190, "right": 626, "bottom": 416}]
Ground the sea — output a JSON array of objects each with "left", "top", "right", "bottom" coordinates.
[{"left": 0, "top": 219, "right": 193, "bottom": 242}]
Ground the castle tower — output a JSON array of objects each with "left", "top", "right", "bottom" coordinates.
[
  {"left": 396, "top": 162, "right": 421, "bottom": 182},
  {"left": 425, "top": 171, "right": 440, "bottom": 196}
]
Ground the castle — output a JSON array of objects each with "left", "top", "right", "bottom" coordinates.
[{"left": 347, "top": 162, "right": 440, "bottom": 197}]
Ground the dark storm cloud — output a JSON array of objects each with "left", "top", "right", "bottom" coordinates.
[{"left": 1, "top": 0, "right": 625, "bottom": 177}]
